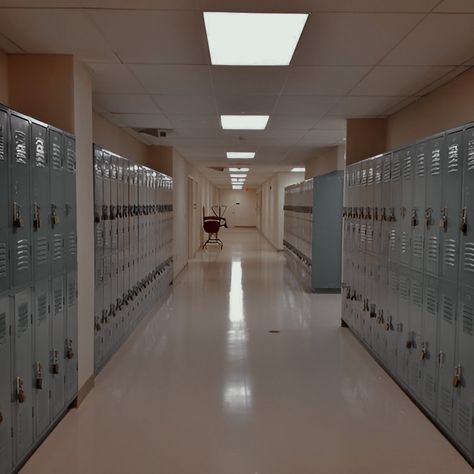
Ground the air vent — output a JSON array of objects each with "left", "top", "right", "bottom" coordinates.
[
  {"left": 208, "top": 167, "right": 225, "bottom": 172},
  {"left": 135, "top": 128, "right": 173, "bottom": 138}
]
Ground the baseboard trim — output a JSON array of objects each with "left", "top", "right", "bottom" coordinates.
[{"left": 73, "top": 374, "right": 95, "bottom": 408}]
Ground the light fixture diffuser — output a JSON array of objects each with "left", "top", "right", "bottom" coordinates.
[
  {"left": 232, "top": 185, "right": 243, "bottom": 190},
  {"left": 291, "top": 167, "right": 305, "bottom": 172},
  {"left": 230, "top": 173, "right": 247, "bottom": 178},
  {"left": 204, "top": 12, "right": 309, "bottom": 66},
  {"left": 227, "top": 152, "right": 256, "bottom": 159},
  {"left": 229, "top": 167, "right": 249, "bottom": 172},
  {"left": 221, "top": 115, "right": 269, "bottom": 130}
]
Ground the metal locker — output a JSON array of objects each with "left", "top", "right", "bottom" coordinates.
[
  {"left": 50, "top": 275, "right": 65, "bottom": 419},
  {"left": 31, "top": 121, "right": 51, "bottom": 282},
  {"left": 461, "top": 125, "right": 474, "bottom": 288},
  {"left": 424, "top": 134, "right": 444, "bottom": 276},
  {"left": 436, "top": 279, "right": 458, "bottom": 431},
  {"left": 94, "top": 255, "right": 104, "bottom": 373},
  {"left": 0, "top": 294, "right": 12, "bottom": 474},
  {"left": 420, "top": 275, "right": 439, "bottom": 416},
  {"left": 33, "top": 280, "right": 51, "bottom": 439},
  {"left": 407, "top": 271, "right": 423, "bottom": 397},
  {"left": 385, "top": 264, "right": 398, "bottom": 375},
  {"left": 454, "top": 286, "right": 474, "bottom": 461},
  {"left": 49, "top": 129, "right": 65, "bottom": 277},
  {"left": 412, "top": 140, "right": 428, "bottom": 272},
  {"left": 400, "top": 146, "right": 414, "bottom": 266},
  {"left": 102, "top": 152, "right": 112, "bottom": 259},
  {"left": 375, "top": 261, "right": 389, "bottom": 359},
  {"left": 94, "top": 146, "right": 104, "bottom": 258},
  {"left": 12, "top": 288, "right": 33, "bottom": 463},
  {"left": 389, "top": 150, "right": 402, "bottom": 264},
  {"left": 64, "top": 135, "right": 77, "bottom": 272},
  {"left": 64, "top": 270, "right": 77, "bottom": 404},
  {"left": 440, "top": 129, "right": 463, "bottom": 283},
  {"left": 365, "top": 158, "right": 375, "bottom": 255},
  {"left": 10, "top": 112, "right": 32, "bottom": 289},
  {"left": 373, "top": 155, "right": 383, "bottom": 257},
  {"left": 0, "top": 107, "right": 10, "bottom": 294},
  {"left": 102, "top": 255, "right": 112, "bottom": 360},
  {"left": 396, "top": 265, "right": 410, "bottom": 386},
  {"left": 380, "top": 153, "right": 392, "bottom": 259}
]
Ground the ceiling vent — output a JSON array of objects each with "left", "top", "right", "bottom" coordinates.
[
  {"left": 208, "top": 166, "right": 225, "bottom": 172},
  {"left": 134, "top": 128, "right": 173, "bottom": 138}
]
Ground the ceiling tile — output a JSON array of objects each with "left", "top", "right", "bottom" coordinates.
[
  {"left": 0, "top": 9, "right": 115, "bottom": 62},
  {"left": 328, "top": 96, "right": 404, "bottom": 117},
  {"left": 300, "top": 129, "right": 346, "bottom": 146},
  {"left": 130, "top": 65, "right": 214, "bottom": 95},
  {"left": 268, "top": 116, "right": 320, "bottom": 130},
  {"left": 350, "top": 66, "right": 454, "bottom": 96},
  {"left": 89, "top": 64, "right": 145, "bottom": 94},
  {"left": 111, "top": 113, "right": 173, "bottom": 129},
  {"left": 170, "top": 114, "right": 219, "bottom": 129},
  {"left": 88, "top": 10, "right": 208, "bottom": 64},
  {"left": 435, "top": 0, "right": 474, "bottom": 12},
  {"left": 153, "top": 95, "right": 216, "bottom": 115},
  {"left": 0, "top": 0, "right": 200, "bottom": 7},
  {"left": 273, "top": 95, "right": 338, "bottom": 117},
  {"left": 93, "top": 94, "right": 160, "bottom": 114},
  {"left": 382, "top": 14, "right": 474, "bottom": 65},
  {"left": 313, "top": 118, "right": 347, "bottom": 130},
  {"left": 382, "top": 97, "right": 421, "bottom": 116},
  {"left": 416, "top": 66, "right": 470, "bottom": 96},
  {"left": 293, "top": 13, "right": 424, "bottom": 66},
  {"left": 216, "top": 95, "right": 278, "bottom": 115},
  {"left": 283, "top": 66, "right": 371, "bottom": 96},
  {"left": 211, "top": 67, "right": 288, "bottom": 95}
]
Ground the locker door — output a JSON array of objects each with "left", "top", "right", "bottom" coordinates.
[
  {"left": 400, "top": 146, "right": 414, "bottom": 266},
  {"left": 396, "top": 266, "right": 410, "bottom": 386},
  {"left": 31, "top": 122, "right": 50, "bottom": 282},
  {"left": 33, "top": 280, "right": 51, "bottom": 439},
  {"left": 12, "top": 289, "right": 33, "bottom": 463},
  {"left": 50, "top": 275, "right": 65, "bottom": 419},
  {"left": 440, "top": 129, "right": 463, "bottom": 283},
  {"left": 10, "top": 113, "right": 32, "bottom": 288},
  {"left": 376, "top": 262, "right": 389, "bottom": 360},
  {"left": 407, "top": 271, "right": 423, "bottom": 397},
  {"left": 454, "top": 287, "right": 474, "bottom": 460},
  {"left": 461, "top": 126, "right": 474, "bottom": 288},
  {"left": 420, "top": 275, "right": 439, "bottom": 416},
  {"left": 0, "top": 295, "right": 12, "bottom": 474},
  {"left": 386, "top": 264, "right": 398, "bottom": 374},
  {"left": 102, "top": 255, "right": 112, "bottom": 359},
  {"left": 0, "top": 109, "right": 10, "bottom": 294},
  {"left": 373, "top": 156, "right": 383, "bottom": 257},
  {"left": 412, "top": 140, "right": 428, "bottom": 272},
  {"left": 436, "top": 280, "right": 458, "bottom": 431},
  {"left": 102, "top": 152, "right": 111, "bottom": 261},
  {"left": 424, "top": 135, "right": 444, "bottom": 276},
  {"left": 94, "top": 255, "right": 104, "bottom": 373},
  {"left": 365, "top": 159, "right": 375, "bottom": 255},
  {"left": 64, "top": 135, "right": 77, "bottom": 272},
  {"left": 380, "top": 154, "right": 392, "bottom": 259},
  {"left": 65, "top": 270, "right": 77, "bottom": 404},
  {"left": 389, "top": 150, "right": 402, "bottom": 263},
  {"left": 359, "top": 161, "right": 367, "bottom": 253},
  {"left": 94, "top": 147, "right": 104, "bottom": 260}
]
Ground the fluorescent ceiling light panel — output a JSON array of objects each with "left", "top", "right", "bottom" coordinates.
[
  {"left": 230, "top": 173, "right": 247, "bottom": 178},
  {"left": 232, "top": 185, "right": 243, "bottom": 190},
  {"left": 204, "top": 12, "right": 309, "bottom": 66},
  {"left": 229, "top": 167, "right": 249, "bottom": 172},
  {"left": 291, "top": 167, "right": 306, "bottom": 172},
  {"left": 227, "top": 152, "right": 256, "bottom": 159},
  {"left": 221, "top": 115, "right": 269, "bottom": 130}
]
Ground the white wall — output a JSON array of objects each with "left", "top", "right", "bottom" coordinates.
[{"left": 218, "top": 189, "right": 257, "bottom": 227}]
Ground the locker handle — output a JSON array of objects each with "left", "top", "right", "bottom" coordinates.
[
  {"left": 51, "top": 204, "right": 60, "bottom": 226},
  {"left": 35, "top": 362, "right": 44, "bottom": 390},
  {"left": 16, "top": 377, "right": 26, "bottom": 403},
  {"left": 460, "top": 207, "right": 468, "bottom": 234},
  {"left": 439, "top": 208, "right": 448, "bottom": 232},
  {"left": 13, "top": 202, "right": 23, "bottom": 228},
  {"left": 453, "top": 365, "right": 462, "bottom": 388},
  {"left": 424, "top": 208, "right": 432, "bottom": 228},
  {"left": 33, "top": 202, "right": 41, "bottom": 229}
]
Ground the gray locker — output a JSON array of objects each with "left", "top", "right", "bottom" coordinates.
[
  {"left": 399, "top": 146, "right": 414, "bottom": 266},
  {"left": 94, "top": 147, "right": 104, "bottom": 258},
  {"left": 65, "top": 270, "right": 77, "bottom": 404},
  {"left": 49, "top": 129, "right": 65, "bottom": 277},
  {"left": 373, "top": 156, "right": 383, "bottom": 257},
  {"left": 31, "top": 121, "right": 50, "bottom": 282},
  {"left": 50, "top": 275, "right": 65, "bottom": 419},
  {"left": 396, "top": 265, "right": 410, "bottom": 386},
  {"left": 385, "top": 264, "right": 398, "bottom": 374},
  {"left": 10, "top": 113, "right": 32, "bottom": 289},
  {"left": 389, "top": 150, "right": 402, "bottom": 264},
  {"left": 0, "top": 108, "right": 9, "bottom": 294},
  {"left": 375, "top": 262, "right": 389, "bottom": 359},
  {"left": 0, "top": 294, "right": 12, "bottom": 474},
  {"left": 407, "top": 271, "right": 423, "bottom": 397},
  {"left": 64, "top": 135, "right": 77, "bottom": 272},
  {"left": 12, "top": 289, "right": 33, "bottom": 463},
  {"left": 424, "top": 134, "right": 444, "bottom": 276},
  {"left": 380, "top": 153, "right": 392, "bottom": 259}
]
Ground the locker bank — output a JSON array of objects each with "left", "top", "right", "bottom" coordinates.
[{"left": 0, "top": 2, "right": 474, "bottom": 473}]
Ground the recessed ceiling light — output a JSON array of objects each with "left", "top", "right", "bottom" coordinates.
[
  {"left": 227, "top": 152, "right": 256, "bottom": 159},
  {"left": 221, "top": 115, "right": 269, "bottom": 130},
  {"left": 291, "top": 167, "right": 305, "bottom": 172},
  {"left": 204, "top": 12, "right": 309, "bottom": 66},
  {"left": 230, "top": 173, "right": 247, "bottom": 178},
  {"left": 229, "top": 167, "right": 249, "bottom": 172},
  {"left": 232, "top": 185, "right": 243, "bottom": 190}
]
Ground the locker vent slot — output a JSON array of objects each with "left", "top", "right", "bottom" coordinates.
[
  {"left": 431, "top": 148, "right": 441, "bottom": 175},
  {"left": 416, "top": 151, "right": 425, "bottom": 177},
  {"left": 401, "top": 232, "right": 409, "bottom": 255},
  {"left": 423, "top": 373, "right": 435, "bottom": 403},
  {"left": 399, "top": 277, "right": 410, "bottom": 299},
  {"left": 463, "top": 242, "right": 474, "bottom": 273},
  {"left": 37, "top": 293, "right": 47, "bottom": 324},
  {"left": 14, "top": 130, "right": 27, "bottom": 164},
  {"left": 366, "top": 225, "right": 373, "bottom": 246},
  {"left": 52, "top": 142, "right": 62, "bottom": 169},
  {"left": 425, "top": 287, "right": 437, "bottom": 315},
  {"left": 389, "top": 230, "right": 397, "bottom": 251},
  {"left": 467, "top": 138, "right": 474, "bottom": 171},
  {"left": 367, "top": 167, "right": 374, "bottom": 185},
  {"left": 0, "top": 125, "right": 4, "bottom": 159},
  {"left": 0, "top": 242, "right": 7, "bottom": 278},
  {"left": 442, "top": 295, "right": 454, "bottom": 325},
  {"left": 389, "top": 272, "right": 398, "bottom": 292},
  {"left": 95, "top": 224, "right": 104, "bottom": 248},
  {"left": 462, "top": 304, "right": 473, "bottom": 336},
  {"left": 443, "top": 239, "right": 456, "bottom": 268},
  {"left": 54, "top": 288, "right": 63, "bottom": 314},
  {"left": 0, "top": 312, "right": 6, "bottom": 343},
  {"left": 403, "top": 154, "right": 412, "bottom": 178},
  {"left": 53, "top": 234, "right": 63, "bottom": 261},
  {"left": 360, "top": 224, "right": 367, "bottom": 244},
  {"left": 66, "top": 149, "right": 76, "bottom": 173},
  {"left": 447, "top": 142, "right": 460, "bottom": 173},
  {"left": 16, "top": 239, "right": 30, "bottom": 271},
  {"left": 68, "top": 232, "right": 77, "bottom": 257},
  {"left": 391, "top": 158, "right": 401, "bottom": 181},
  {"left": 36, "top": 236, "right": 49, "bottom": 266},
  {"left": 411, "top": 280, "right": 423, "bottom": 306},
  {"left": 34, "top": 137, "right": 46, "bottom": 167},
  {"left": 439, "top": 385, "right": 452, "bottom": 419},
  {"left": 383, "top": 162, "right": 391, "bottom": 183},
  {"left": 412, "top": 233, "right": 424, "bottom": 261},
  {"left": 457, "top": 402, "right": 472, "bottom": 441},
  {"left": 427, "top": 237, "right": 439, "bottom": 266},
  {"left": 17, "top": 302, "right": 29, "bottom": 334},
  {"left": 375, "top": 165, "right": 382, "bottom": 184}
]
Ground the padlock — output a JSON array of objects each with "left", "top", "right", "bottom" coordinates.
[
  {"left": 35, "top": 362, "right": 44, "bottom": 390},
  {"left": 51, "top": 204, "right": 60, "bottom": 225},
  {"left": 102, "top": 204, "right": 109, "bottom": 220},
  {"left": 13, "top": 202, "right": 23, "bottom": 228},
  {"left": 439, "top": 207, "right": 448, "bottom": 231},
  {"left": 424, "top": 208, "right": 432, "bottom": 227},
  {"left": 16, "top": 377, "right": 26, "bottom": 403},
  {"left": 94, "top": 210, "right": 101, "bottom": 223},
  {"left": 52, "top": 350, "right": 60, "bottom": 375},
  {"left": 66, "top": 339, "right": 74, "bottom": 360},
  {"left": 370, "top": 304, "right": 376, "bottom": 318},
  {"left": 460, "top": 207, "right": 468, "bottom": 234},
  {"left": 453, "top": 365, "right": 462, "bottom": 388},
  {"left": 420, "top": 349, "right": 427, "bottom": 361},
  {"left": 411, "top": 209, "right": 418, "bottom": 227},
  {"left": 33, "top": 203, "right": 41, "bottom": 229}
]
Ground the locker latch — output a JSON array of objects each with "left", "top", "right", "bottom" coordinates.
[
  {"left": 0, "top": 411, "right": 3, "bottom": 424},
  {"left": 13, "top": 202, "right": 23, "bottom": 228},
  {"left": 437, "top": 351, "right": 445, "bottom": 367},
  {"left": 52, "top": 350, "right": 60, "bottom": 375},
  {"left": 388, "top": 208, "right": 396, "bottom": 222},
  {"left": 424, "top": 208, "right": 432, "bottom": 228},
  {"left": 419, "top": 347, "right": 428, "bottom": 361},
  {"left": 400, "top": 206, "right": 406, "bottom": 219},
  {"left": 374, "top": 208, "right": 379, "bottom": 221},
  {"left": 66, "top": 339, "right": 74, "bottom": 360},
  {"left": 110, "top": 205, "right": 116, "bottom": 220},
  {"left": 51, "top": 204, "right": 60, "bottom": 226},
  {"left": 65, "top": 203, "right": 71, "bottom": 216},
  {"left": 439, "top": 207, "right": 448, "bottom": 231},
  {"left": 369, "top": 304, "right": 376, "bottom": 318},
  {"left": 452, "top": 365, "right": 462, "bottom": 388},
  {"left": 411, "top": 209, "right": 418, "bottom": 227},
  {"left": 460, "top": 207, "right": 468, "bottom": 234},
  {"left": 377, "top": 309, "right": 384, "bottom": 325},
  {"left": 102, "top": 204, "right": 109, "bottom": 220},
  {"left": 35, "top": 362, "right": 44, "bottom": 390},
  {"left": 381, "top": 208, "right": 387, "bottom": 222},
  {"left": 385, "top": 317, "right": 394, "bottom": 332},
  {"left": 33, "top": 202, "right": 41, "bottom": 229},
  {"left": 16, "top": 377, "right": 26, "bottom": 403}
]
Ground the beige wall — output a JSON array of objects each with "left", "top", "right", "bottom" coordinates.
[
  {"left": 147, "top": 145, "right": 173, "bottom": 176},
  {"left": 346, "top": 118, "right": 387, "bottom": 165},
  {"left": 305, "top": 144, "right": 345, "bottom": 179},
  {"left": 219, "top": 189, "right": 257, "bottom": 227},
  {"left": 0, "top": 50, "right": 8, "bottom": 106}
]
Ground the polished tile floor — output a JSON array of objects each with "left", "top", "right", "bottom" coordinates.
[{"left": 23, "top": 229, "right": 472, "bottom": 473}]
